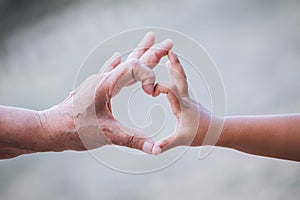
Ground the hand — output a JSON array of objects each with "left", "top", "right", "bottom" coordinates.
[
  {"left": 40, "top": 32, "right": 173, "bottom": 154},
  {"left": 152, "top": 52, "right": 213, "bottom": 155}
]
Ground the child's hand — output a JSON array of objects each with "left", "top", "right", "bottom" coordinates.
[{"left": 152, "top": 52, "right": 213, "bottom": 155}]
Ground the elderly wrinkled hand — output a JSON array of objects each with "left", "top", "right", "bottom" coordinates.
[{"left": 41, "top": 32, "right": 173, "bottom": 154}]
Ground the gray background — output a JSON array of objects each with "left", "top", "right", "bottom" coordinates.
[{"left": 0, "top": 0, "right": 300, "bottom": 199}]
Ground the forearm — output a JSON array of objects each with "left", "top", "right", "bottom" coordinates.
[
  {"left": 0, "top": 105, "right": 46, "bottom": 158},
  {"left": 0, "top": 105, "right": 80, "bottom": 159},
  {"left": 217, "top": 114, "right": 300, "bottom": 161}
]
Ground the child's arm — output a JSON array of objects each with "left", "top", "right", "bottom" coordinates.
[
  {"left": 153, "top": 51, "right": 300, "bottom": 162},
  {"left": 218, "top": 114, "right": 300, "bottom": 161}
]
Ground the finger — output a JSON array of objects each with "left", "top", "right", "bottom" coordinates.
[
  {"left": 153, "top": 82, "right": 181, "bottom": 117},
  {"left": 108, "top": 59, "right": 156, "bottom": 95},
  {"left": 131, "top": 59, "right": 156, "bottom": 94},
  {"left": 127, "top": 32, "right": 155, "bottom": 60},
  {"left": 140, "top": 38, "right": 173, "bottom": 69},
  {"left": 166, "top": 52, "right": 188, "bottom": 96},
  {"left": 100, "top": 52, "right": 121, "bottom": 73},
  {"left": 152, "top": 133, "right": 183, "bottom": 155},
  {"left": 110, "top": 122, "right": 154, "bottom": 154}
]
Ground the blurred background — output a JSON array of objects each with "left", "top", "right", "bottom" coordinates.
[{"left": 0, "top": 0, "right": 300, "bottom": 199}]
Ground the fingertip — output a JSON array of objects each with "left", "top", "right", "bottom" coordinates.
[
  {"left": 168, "top": 51, "right": 179, "bottom": 64},
  {"left": 160, "top": 39, "right": 173, "bottom": 51},
  {"left": 142, "top": 139, "right": 154, "bottom": 154},
  {"left": 144, "top": 32, "right": 155, "bottom": 45},
  {"left": 164, "top": 38, "right": 174, "bottom": 47},
  {"left": 112, "top": 52, "right": 121, "bottom": 66},
  {"left": 152, "top": 146, "right": 162, "bottom": 155},
  {"left": 113, "top": 51, "right": 121, "bottom": 57},
  {"left": 145, "top": 31, "right": 154, "bottom": 39},
  {"left": 152, "top": 137, "right": 173, "bottom": 155}
]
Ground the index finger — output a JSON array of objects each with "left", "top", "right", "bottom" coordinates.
[
  {"left": 107, "top": 59, "right": 156, "bottom": 96},
  {"left": 126, "top": 32, "right": 155, "bottom": 60},
  {"left": 140, "top": 38, "right": 173, "bottom": 69},
  {"left": 166, "top": 52, "right": 189, "bottom": 96}
]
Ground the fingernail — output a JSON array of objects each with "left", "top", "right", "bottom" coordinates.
[
  {"left": 142, "top": 140, "right": 154, "bottom": 154},
  {"left": 153, "top": 146, "right": 162, "bottom": 155}
]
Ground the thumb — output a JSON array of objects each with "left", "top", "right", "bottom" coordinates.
[
  {"left": 109, "top": 122, "right": 154, "bottom": 154},
  {"left": 152, "top": 133, "right": 183, "bottom": 155}
]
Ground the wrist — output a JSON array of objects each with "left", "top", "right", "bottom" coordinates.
[
  {"left": 197, "top": 113, "right": 225, "bottom": 147},
  {"left": 215, "top": 116, "right": 237, "bottom": 149},
  {"left": 38, "top": 104, "right": 81, "bottom": 152}
]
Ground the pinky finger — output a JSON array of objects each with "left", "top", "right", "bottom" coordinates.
[{"left": 100, "top": 52, "right": 121, "bottom": 73}]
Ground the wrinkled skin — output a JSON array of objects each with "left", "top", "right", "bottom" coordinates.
[{"left": 41, "top": 32, "right": 173, "bottom": 154}]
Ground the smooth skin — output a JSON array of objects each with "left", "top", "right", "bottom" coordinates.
[
  {"left": 152, "top": 51, "right": 300, "bottom": 162},
  {"left": 0, "top": 32, "right": 173, "bottom": 159}
]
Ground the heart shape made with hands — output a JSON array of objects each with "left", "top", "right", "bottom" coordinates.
[{"left": 71, "top": 32, "right": 209, "bottom": 156}]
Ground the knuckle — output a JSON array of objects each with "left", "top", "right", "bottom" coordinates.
[
  {"left": 128, "top": 58, "right": 140, "bottom": 68},
  {"left": 144, "top": 69, "right": 155, "bottom": 81},
  {"left": 126, "top": 135, "right": 135, "bottom": 148},
  {"left": 147, "top": 51, "right": 159, "bottom": 65},
  {"left": 128, "top": 59, "right": 141, "bottom": 78}
]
